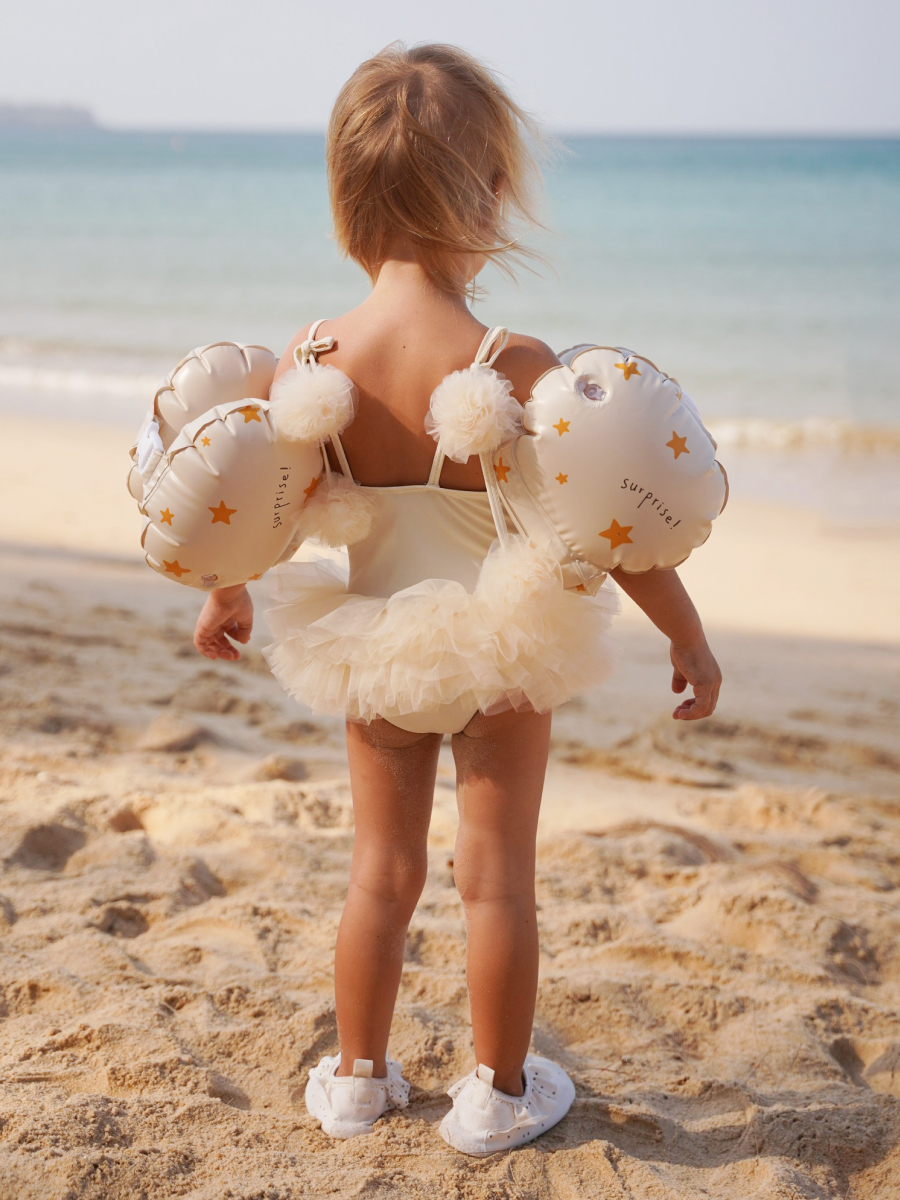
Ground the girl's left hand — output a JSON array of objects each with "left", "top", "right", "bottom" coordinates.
[
  {"left": 193, "top": 585, "right": 253, "bottom": 661},
  {"left": 670, "top": 636, "right": 722, "bottom": 720}
]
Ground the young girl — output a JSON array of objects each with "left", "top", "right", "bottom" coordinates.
[{"left": 193, "top": 43, "right": 721, "bottom": 1156}]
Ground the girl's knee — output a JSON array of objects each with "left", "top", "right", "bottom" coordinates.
[
  {"left": 352, "top": 850, "right": 428, "bottom": 918},
  {"left": 453, "top": 810, "right": 537, "bottom": 895},
  {"left": 453, "top": 847, "right": 534, "bottom": 908},
  {"left": 455, "top": 871, "right": 534, "bottom": 908}
]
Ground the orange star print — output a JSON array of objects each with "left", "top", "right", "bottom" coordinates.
[
  {"left": 599, "top": 519, "right": 634, "bottom": 549},
  {"left": 201, "top": 435, "right": 211, "bottom": 447},
  {"left": 615, "top": 361, "right": 641, "bottom": 381},
  {"left": 666, "top": 431, "right": 689, "bottom": 459},
  {"left": 209, "top": 500, "right": 237, "bottom": 524},
  {"left": 163, "top": 560, "right": 190, "bottom": 578},
  {"left": 494, "top": 457, "right": 510, "bottom": 483},
  {"left": 303, "top": 476, "right": 320, "bottom": 500},
  {"left": 555, "top": 473, "right": 568, "bottom": 485},
  {"left": 159, "top": 508, "right": 174, "bottom": 525},
  {"left": 236, "top": 405, "right": 262, "bottom": 423},
  {"left": 553, "top": 419, "right": 570, "bottom": 436}
]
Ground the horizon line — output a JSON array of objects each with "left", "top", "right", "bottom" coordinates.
[{"left": 2, "top": 102, "right": 898, "bottom": 139}]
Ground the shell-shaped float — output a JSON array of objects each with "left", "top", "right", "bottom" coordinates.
[
  {"left": 128, "top": 343, "right": 322, "bottom": 590},
  {"left": 493, "top": 346, "right": 727, "bottom": 576}
]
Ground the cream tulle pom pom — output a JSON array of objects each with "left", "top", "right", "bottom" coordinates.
[
  {"left": 293, "top": 475, "right": 375, "bottom": 549},
  {"left": 271, "top": 362, "right": 357, "bottom": 443},
  {"left": 475, "top": 539, "right": 561, "bottom": 610},
  {"left": 426, "top": 365, "right": 522, "bottom": 463}
]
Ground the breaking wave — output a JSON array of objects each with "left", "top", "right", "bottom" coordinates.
[
  {"left": 0, "top": 362, "right": 159, "bottom": 398},
  {"left": 707, "top": 417, "right": 900, "bottom": 453}
]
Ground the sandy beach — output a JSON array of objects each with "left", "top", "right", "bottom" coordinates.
[{"left": 1, "top": 415, "right": 899, "bottom": 1198}]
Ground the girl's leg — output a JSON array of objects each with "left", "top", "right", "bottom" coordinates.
[
  {"left": 334, "top": 718, "right": 442, "bottom": 1077},
  {"left": 450, "top": 707, "right": 552, "bottom": 1097}
]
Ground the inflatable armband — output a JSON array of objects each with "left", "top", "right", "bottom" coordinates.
[
  {"left": 127, "top": 342, "right": 279, "bottom": 503},
  {"left": 492, "top": 346, "right": 727, "bottom": 578},
  {"left": 127, "top": 343, "right": 323, "bottom": 590}
]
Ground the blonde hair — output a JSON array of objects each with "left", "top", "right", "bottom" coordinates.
[{"left": 326, "top": 42, "right": 545, "bottom": 296}]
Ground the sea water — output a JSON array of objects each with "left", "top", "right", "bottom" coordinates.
[{"left": 1, "top": 131, "right": 898, "bottom": 521}]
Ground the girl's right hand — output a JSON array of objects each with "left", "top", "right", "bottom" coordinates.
[
  {"left": 193, "top": 585, "right": 253, "bottom": 661},
  {"left": 669, "top": 636, "right": 722, "bottom": 721}
]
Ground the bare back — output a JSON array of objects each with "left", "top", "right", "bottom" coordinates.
[{"left": 274, "top": 304, "right": 559, "bottom": 491}]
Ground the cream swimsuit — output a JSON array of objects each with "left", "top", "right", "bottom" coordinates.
[{"left": 263, "top": 325, "right": 620, "bottom": 734}]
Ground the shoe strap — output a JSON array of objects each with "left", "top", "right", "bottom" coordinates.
[{"left": 353, "top": 1059, "right": 374, "bottom": 1078}]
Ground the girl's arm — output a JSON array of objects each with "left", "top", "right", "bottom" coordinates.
[
  {"left": 609, "top": 567, "right": 722, "bottom": 721},
  {"left": 192, "top": 325, "right": 318, "bottom": 663},
  {"left": 191, "top": 324, "right": 325, "bottom": 663}
]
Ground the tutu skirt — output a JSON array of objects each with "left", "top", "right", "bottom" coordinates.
[{"left": 263, "top": 538, "right": 620, "bottom": 727}]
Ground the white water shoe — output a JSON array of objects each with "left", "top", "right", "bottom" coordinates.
[
  {"left": 305, "top": 1055, "right": 410, "bottom": 1138},
  {"left": 439, "top": 1054, "right": 576, "bottom": 1156}
]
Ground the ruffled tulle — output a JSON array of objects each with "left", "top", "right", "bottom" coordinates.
[
  {"left": 425, "top": 363, "right": 522, "bottom": 463},
  {"left": 292, "top": 474, "right": 376, "bottom": 549},
  {"left": 270, "top": 361, "right": 357, "bottom": 443},
  {"left": 263, "top": 538, "right": 620, "bottom": 725}
]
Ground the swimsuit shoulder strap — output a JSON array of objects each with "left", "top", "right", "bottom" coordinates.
[
  {"left": 294, "top": 318, "right": 334, "bottom": 366},
  {"left": 472, "top": 325, "right": 510, "bottom": 368}
]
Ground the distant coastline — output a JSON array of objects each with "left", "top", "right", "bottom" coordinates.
[
  {"left": 0, "top": 103, "right": 97, "bottom": 130},
  {"left": 0, "top": 106, "right": 895, "bottom": 139}
]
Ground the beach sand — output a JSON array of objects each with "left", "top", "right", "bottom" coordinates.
[{"left": 1, "top": 416, "right": 899, "bottom": 1198}]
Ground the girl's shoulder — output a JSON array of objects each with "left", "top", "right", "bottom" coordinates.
[
  {"left": 274, "top": 322, "right": 559, "bottom": 403},
  {"left": 273, "top": 322, "right": 315, "bottom": 385},
  {"left": 493, "top": 332, "right": 560, "bottom": 405}
]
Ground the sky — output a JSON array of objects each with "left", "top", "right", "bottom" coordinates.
[{"left": 3, "top": 0, "right": 900, "bottom": 134}]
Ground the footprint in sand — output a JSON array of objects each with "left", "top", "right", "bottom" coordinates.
[{"left": 9, "top": 821, "right": 87, "bottom": 871}]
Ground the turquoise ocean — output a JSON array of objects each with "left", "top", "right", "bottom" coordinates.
[{"left": 2, "top": 131, "right": 899, "bottom": 521}]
